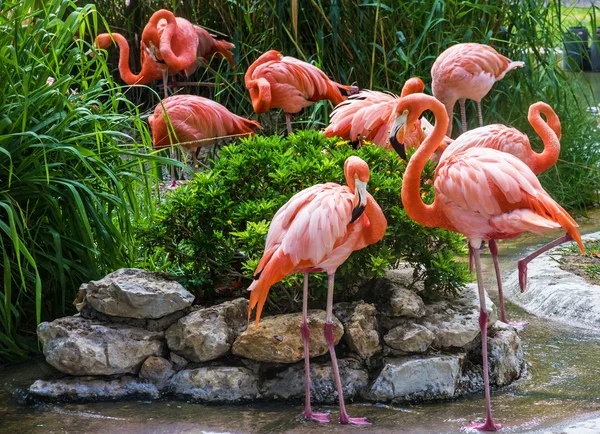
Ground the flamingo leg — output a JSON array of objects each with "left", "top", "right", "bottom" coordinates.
[
  {"left": 285, "top": 112, "right": 293, "bottom": 135},
  {"left": 301, "top": 273, "right": 330, "bottom": 423},
  {"left": 469, "top": 245, "right": 474, "bottom": 273},
  {"left": 488, "top": 240, "right": 507, "bottom": 324},
  {"left": 167, "top": 146, "right": 179, "bottom": 189},
  {"left": 162, "top": 69, "right": 169, "bottom": 99},
  {"left": 518, "top": 234, "right": 574, "bottom": 293},
  {"left": 477, "top": 101, "right": 484, "bottom": 127},
  {"left": 192, "top": 150, "right": 198, "bottom": 172},
  {"left": 468, "top": 244, "right": 501, "bottom": 432},
  {"left": 459, "top": 98, "right": 467, "bottom": 134},
  {"left": 324, "top": 274, "right": 370, "bottom": 426}
]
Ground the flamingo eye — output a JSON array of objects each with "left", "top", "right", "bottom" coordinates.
[{"left": 402, "top": 109, "right": 409, "bottom": 116}]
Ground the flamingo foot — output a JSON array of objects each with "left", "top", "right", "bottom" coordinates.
[
  {"left": 517, "top": 259, "right": 528, "bottom": 293},
  {"left": 507, "top": 321, "right": 528, "bottom": 330},
  {"left": 339, "top": 413, "right": 371, "bottom": 426},
  {"left": 468, "top": 420, "right": 502, "bottom": 431},
  {"left": 167, "top": 180, "right": 180, "bottom": 190},
  {"left": 301, "top": 410, "right": 330, "bottom": 423}
]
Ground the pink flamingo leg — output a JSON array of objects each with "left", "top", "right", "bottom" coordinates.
[
  {"left": 285, "top": 112, "right": 293, "bottom": 135},
  {"left": 301, "top": 273, "right": 330, "bottom": 423},
  {"left": 469, "top": 245, "right": 474, "bottom": 273},
  {"left": 459, "top": 98, "right": 468, "bottom": 134},
  {"left": 477, "top": 100, "right": 484, "bottom": 127},
  {"left": 468, "top": 245, "right": 501, "bottom": 431},
  {"left": 518, "top": 234, "right": 574, "bottom": 293},
  {"left": 161, "top": 69, "right": 169, "bottom": 99},
  {"left": 324, "top": 274, "right": 370, "bottom": 426}
]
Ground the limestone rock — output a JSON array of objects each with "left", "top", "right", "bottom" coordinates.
[
  {"left": 489, "top": 322, "right": 524, "bottom": 386},
  {"left": 37, "top": 316, "right": 165, "bottom": 376},
  {"left": 166, "top": 298, "right": 247, "bottom": 362},
  {"left": 261, "top": 359, "right": 369, "bottom": 403},
  {"left": 418, "top": 285, "right": 497, "bottom": 349},
  {"left": 364, "top": 355, "right": 463, "bottom": 402},
  {"left": 139, "top": 356, "right": 174, "bottom": 390},
  {"left": 77, "top": 268, "right": 194, "bottom": 319},
  {"left": 333, "top": 301, "right": 381, "bottom": 359},
  {"left": 384, "top": 323, "right": 435, "bottom": 353},
  {"left": 79, "top": 306, "right": 186, "bottom": 332},
  {"left": 369, "top": 277, "right": 426, "bottom": 318},
  {"left": 232, "top": 310, "right": 343, "bottom": 363},
  {"left": 169, "top": 352, "right": 189, "bottom": 369},
  {"left": 29, "top": 376, "right": 159, "bottom": 401},
  {"left": 169, "top": 367, "right": 259, "bottom": 402}
]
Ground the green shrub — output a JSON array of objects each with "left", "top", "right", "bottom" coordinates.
[
  {"left": 0, "top": 0, "right": 172, "bottom": 361},
  {"left": 137, "top": 131, "right": 469, "bottom": 313}
]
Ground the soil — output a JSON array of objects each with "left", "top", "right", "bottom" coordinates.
[{"left": 558, "top": 249, "right": 600, "bottom": 285}]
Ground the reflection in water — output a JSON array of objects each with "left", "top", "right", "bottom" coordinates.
[{"left": 2, "top": 214, "right": 600, "bottom": 433}]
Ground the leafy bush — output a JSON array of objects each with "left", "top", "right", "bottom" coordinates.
[
  {"left": 137, "top": 131, "right": 469, "bottom": 314},
  {"left": 0, "top": 0, "right": 171, "bottom": 361}
]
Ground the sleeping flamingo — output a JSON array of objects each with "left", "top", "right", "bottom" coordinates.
[
  {"left": 389, "top": 93, "right": 583, "bottom": 431},
  {"left": 247, "top": 156, "right": 387, "bottom": 425},
  {"left": 324, "top": 77, "right": 452, "bottom": 160},
  {"left": 149, "top": 95, "right": 261, "bottom": 188},
  {"left": 245, "top": 50, "right": 358, "bottom": 134},
  {"left": 431, "top": 43, "right": 524, "bottom": 137},
  {"left": 141, "top": 9, "right": 235, "bottom": 97},
  {"left": 391, "top": 101, "right": 562, "bottom": 324}
]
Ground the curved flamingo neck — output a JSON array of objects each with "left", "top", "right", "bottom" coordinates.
[
  {"left": 344, "top": 164, "right": 356, "bottom": 192},
  {"left": 103, "top": 33, "right": 146, "bottom": 85},
  {"left": 528, "top": 103, "right": 561, "bottom": 174},
  {"left": 401, "top": 95, "right": 451, "bottom": 230},
  {"left": 361, "top": 194, "right": 387, "bottom": 245},
  {"left": 153, "top": 11, "right": 197, "bottom": 71}
]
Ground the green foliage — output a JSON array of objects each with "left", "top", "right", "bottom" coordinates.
[
  {"left": 137, "top": 131, "right": 469, "bottom": 313},
  {"left": 0, "top": 0, "right": 171, "bottom": 361}
]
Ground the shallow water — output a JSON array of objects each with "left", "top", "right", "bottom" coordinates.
[{"left": 2, "top": 214, "right": 600, "bottom": 434}]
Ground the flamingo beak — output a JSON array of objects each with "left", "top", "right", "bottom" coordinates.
[
  {"left": 350, "top": 180, "right": 368, "bottom": 223},
  {"left": 389, "top": 114, "right": 407, "bottom": 160}
]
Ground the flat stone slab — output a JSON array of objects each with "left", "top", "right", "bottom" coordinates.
[
  {"left": 29, "top": 376, "right": 160, "bottom": 401},
  {"left": 37, "top": 316, "right": 166, "bottom": 376},
  {"left": 169, "top": 367, "right": 259, "bottom": 402},
  {"left": 505, "top": 231, "right": 600, "bottom": 330},
  {"left": 77, "top": 268, "right": 194, "bottom": 319}
]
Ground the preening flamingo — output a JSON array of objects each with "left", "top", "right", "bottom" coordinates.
[
  {"left": 440, "top": 102, "right": 562, "bottom": 324},
  {"left": 149, "top": 95, "right": 261, "bottom": 188},
  {"left": 389, "top": 93, "right": 583, "bottom": 431},
  {"left": 245, "top": 50, "right": 358, "bottom": 134},
  {"left": 431, "top": 43, "right": 524, "bottom": 137},
  {"left": 247, "top": 156, "right": 387, "bottom": 425},
  {"left": 141, "top": 9, "right": 235, "bottom": 97}
]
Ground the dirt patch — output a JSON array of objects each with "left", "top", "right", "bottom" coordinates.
[{"left": 557, "top": 240, "right": 600, "bottom": 285}]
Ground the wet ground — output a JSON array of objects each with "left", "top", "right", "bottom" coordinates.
[{"left": 1, "top": 212, "right": 600, "bottom": 433}]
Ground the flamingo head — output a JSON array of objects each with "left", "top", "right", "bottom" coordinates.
[
  {"left": 400, "top": 77, "right": 425, "bottom": 98},
  {"left": 94, "top": 34, "right": 113, "bottom": 50},
  {"left": 344, "top": 156, "right": 370, "bottom": 223},
  {"left": 389, "top": 95, "right": 427, "bottom": 160}
]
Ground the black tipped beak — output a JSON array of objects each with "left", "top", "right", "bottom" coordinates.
[
  {"left": 389, "top": 130, "right": 406, "bottom": 160},
  {"left": 350, "top": 204, "right": 366, "bottom": 223}
]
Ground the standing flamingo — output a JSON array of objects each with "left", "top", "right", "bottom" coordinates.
[
  {"left": 325, "top": 77, "right": 452, "bottom": 160},
  {"left": 141, "top": 9, "right": 235, "bottom": 97},
  {"left": 431, "top": 43, "right": 524, "bottom": 137},
  {"left": 434, "top": 102, "right": 562, "bottom": 324},
  {"left": 247, "top": 156, "right": 387, "bottom": 425},
  {"left": 245, "top": 50, "right": 358, "bottom": 134},
  {"left": 149, "top": 95, "right": 261, "bottom": 188},
  {"left": 388, "top": 93, "right": 583, "bottom": 431}
]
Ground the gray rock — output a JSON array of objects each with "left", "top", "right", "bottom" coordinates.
[
  {"left": 79, "top": 305, "right": 187, "bottom": 332},
  {"left": 369, "top": 276, "right": 426, "bottom": 318},
  {"left": 139, "top": 356, "right": 174, "bottom": 390},
  {"left": 232, "top": 310, "right": 343, "bottom": 363},
  {"left": 166, "top": 298, "right": 247, "bottom": 362},
  {"left": 261, "top": 359, "right": 369, "bottom": 403},
  {"left": 418, "top": 285, "right": 497, "bottom": 349},
  {"left": 37, "top": 316, "right": 166, "bottom": 376},
  {"left": 489, "top": 322, "right": 524, "bottom": 386},
  {"left": 29, "top": 376, "right": 159, "bottom": 401},
  {"left": 169, "top": 367, "right": 259, "bottom": 402},
  {"left": 364, "top": 354, "right": 464, "bottom": 402},
  {"left": 169, "top": 352, "right": 189, "bottom": 369},
  {"left": 333, "top": 301, "right": 381, "bottom": 360},
  {"left": 77, "top": 268, "right": 194, "bottom": 319},
  {"left": 384, "top": 323, "right": 435, "bottom": 353}
]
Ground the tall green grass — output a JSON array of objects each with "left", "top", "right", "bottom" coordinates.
[{"left": 0, "top": 0, "right": 173, "bottom": 361}]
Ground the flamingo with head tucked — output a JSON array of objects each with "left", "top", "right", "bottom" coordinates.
[
  {"left": 247, "top": 156, "right": 387, "bottom": 425},
  {"left": 431, "top": 43, "right": 524, "bottom": 137},
  {"left": 245, "top": 50, "right": 358, "bottom": 134},
  {"left": 388, "top": 93, "right": 583, "bottom": 431}
]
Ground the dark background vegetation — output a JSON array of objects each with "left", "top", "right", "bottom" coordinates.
[{"left": 0, "top": 0, "right": 599, "bottom": 361}]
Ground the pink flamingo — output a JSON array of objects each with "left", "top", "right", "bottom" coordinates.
[
  {"left": 149, "top": 95, "right": 261, "bottom": 188},
  {"left": 389, "top": 93, "right": 583, "bottom": 431},
  {"left": 431, "top": 43, "right": 524, "bottom": 136},
  {"left": 245, "top": 50, "right": 358, "bottom": 134},
  {"left": 247, "top": 156, "right": 387, "bottom": 425},
  {"left": 437, "top": 102, "right": 562, "bottom": 324}
]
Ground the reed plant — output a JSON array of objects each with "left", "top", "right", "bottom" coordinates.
[{"left": 0, "top": 0, "right": 171, "bottom": 361}]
